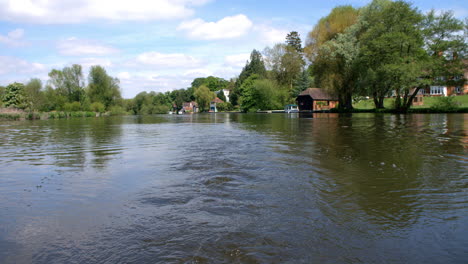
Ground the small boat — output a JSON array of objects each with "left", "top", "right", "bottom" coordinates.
[{"left": 284, "top": 104, "right": 299, "bottom": 113}]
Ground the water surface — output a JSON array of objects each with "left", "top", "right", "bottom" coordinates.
[{"left": 1, "top": 113, "right": 467, "bottom": 263}]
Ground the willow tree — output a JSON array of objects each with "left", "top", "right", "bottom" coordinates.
[
  {"left": 313, "top": 23, "right": 361, "bottom": 110},
  {"left": 305, "top": 5, "right": 360, "bottom": 62},
  {"left": 306, "top": 6, "right": 360, "bottom": 110},
  {"left": 194, "top": 85, "right": 215, "bottom": 112}
]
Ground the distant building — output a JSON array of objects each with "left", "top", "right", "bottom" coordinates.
[
  {"left": 216, "top": 89, "right": 231, "bottom": 102},
  {"left": 182, "top": 101, "right": 198, "bottom": 113},
  {"left": 210, "top": 97, "right": 224, "bottom": 112},
  {"left": 296, "top": 88, "right": 339, "bottom": 111}
]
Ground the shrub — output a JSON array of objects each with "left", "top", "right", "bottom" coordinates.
[
  {"left": 152, "top": 105, "right": 170, "bottom": 114},
  {"left": 91, "top": 102, "right": 105, "bottom": 113},
  {"left": 108, "top": 105, "right": 127, "bottom": 116},
  {"left": 63, "top": 101, "right": 82, "bottom": 112},
  {"left": 216, "top": 102, "right": 233, "bottom": 112},
  {"left": 431, "top": 96, "right": 459, "bottom": 112},
  {"left": 0, "top": 113, "right": 21, "bottom": 120}
]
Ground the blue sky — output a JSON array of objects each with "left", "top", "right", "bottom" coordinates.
[{"left": 0, "top": 0, "right": 466, "bottom": 98}]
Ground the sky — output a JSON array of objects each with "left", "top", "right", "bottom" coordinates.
[{"left": 0, "top": 0, "right": 467, "bottom": 98}]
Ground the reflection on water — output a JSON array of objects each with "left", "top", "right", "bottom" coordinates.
[{"left": 0, "top": 113, "right": 467, "bottom": 263}]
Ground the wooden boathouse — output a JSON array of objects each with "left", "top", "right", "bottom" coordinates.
[{"left": 296, "top": 88, "right": 339, "bottom": 111}]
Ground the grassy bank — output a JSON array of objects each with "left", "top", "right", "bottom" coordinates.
[
  {"left": 352, "top": 95, "right": 468, "bottom": 112},
  {"left": 0, "top": 110, "right": 109, "bottom": 121}
]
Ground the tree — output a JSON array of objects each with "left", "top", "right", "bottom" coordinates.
[
  {"left": 264, "top": 43, "right": 305, "bottom": 95},
  {"left": 421, "top": 10, "right": 467, "bottom": 90},
  {"left": 237, "top": 49, "right": 267, "bottom": 88},
  {"left": 194, "top": 85, "right": 215, "bottom": 112},
  {"left": 286, "top": 31, "right": 303, "bottom": 52},
  {"left": 305, "top": 5, "right": 360, "bottom": 62},
  {"left": 24, "top": 78, "right": 45, "bottom": 111},
  {"left": 62, "top": 64, "right": 85, "bottom": 102},
  {"left": 3, "top": 82, "right": 26, "bottom": 109},
  {"left": 191, "top": 76, "right": 229, "bottom": 92},
  {"left": 358, "top": 0, "right": 426, "bottom": 112},
  {"left": 0, "top": 85, "right": 5, "bottom": 107},
  {"left": 88, "top": 65, "right": 122, "bottom": 109},
  {"left": 47, "top": 64, "right": 85, "bottom": 103},
  {"left": 313, "top": 22, "right": 361, "bottom": 110},
  {"left": 217, "top": 90, "right": 227, "bottom": 102},
  {"left": 293, "top": 70, "right": 313, "bottom": 97}
]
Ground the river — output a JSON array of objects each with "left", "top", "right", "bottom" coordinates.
[{"left": 0, "top": 113, "right": 467, "bottom": 263}]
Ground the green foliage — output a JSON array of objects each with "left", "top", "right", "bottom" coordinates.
[
  {"left": 91, "top": 102, "right": 106, "bottom": 113},
  {"left": 0, "top": 113, "right": 21, "bottom": 120},
  {"left": 48, "top": 64, "right": 85, "bottom": 103},
  {"left": 194, "top": 85, "right": 215, "bottom": 112},
  {"left": 216, "top": 102, "right": 233, "bottom": 112},
  {"left": 430, "top": 96, "right": 459, "bottom": 111},
  {"left": 286, "top": 31, "right": 303, "bottom": 52},
  {"left": 236, "top": 49, "right": 267, "bottom": 90},
  {"left": 293, "top": 70, "right": 313, "bottom": 97},
  {"left": 305, "top": 5, "right": 359, "bottom": 62},
  {"left": 217, "top": 90, "right": 227, "bottom": 102},
  {"left": 264, "top": 42, "right": 305, "bottom": 96},
  {"left": 239, "top": 76, "right": 287, "bottom": 112},
  {"left": 108, "top": 105, "right": 127, "bottom": 116},
  {"left": 88, "top": 65, "right": 122, "bottom": 109},
  {"left": 3, "top": 82, "right": 26, "bottom": 109},
  {"left": 63, "top": 101, "right": 82, "bottom": 112},
  {"left": 24, "top": 78, "right": 45, "bottom": 111},
  {"left": 191, "top": 76, "right": 229, "bottom": 92}
]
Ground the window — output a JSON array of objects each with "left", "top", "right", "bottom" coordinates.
[
  {"left": 430, "top": 86, "right": 445, "bottom": 95},
  {"left": 455, "top": 87, "right": 462, "bottom": 94}
]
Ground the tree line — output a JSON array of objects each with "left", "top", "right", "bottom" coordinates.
[{"left": 1, "top": 0, "right": 466, "bottom": 114}]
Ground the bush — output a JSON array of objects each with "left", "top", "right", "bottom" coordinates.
[
  {"left": 0, "top": 113, "right": 21, "bottom": 120},
  {"left": 216, "top": 102, "right": 233, "bottom": 112},
  {"left": 152, "top": 105, "right": 170, "bottom": 114},
  {"left": 63, "top": 101, "right": 82, "bottom": 112},
  {"left": 431, "top": 96, "right": 459, "bottom": 112},
  {"left": 91, "top": 102, "right": 105, "bottom": 113},
  {"left": 109, "top": 105, "right": 127, "bottom": 116}
]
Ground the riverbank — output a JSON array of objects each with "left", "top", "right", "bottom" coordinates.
[
  {"left": 0, "top": 108, "right": 107, "bottom": 121},
  {"left": 330, "top": 107, "right": 468, "bottom": 114}
]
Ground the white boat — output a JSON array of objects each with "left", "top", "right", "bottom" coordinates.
[{"left": 284, "top": 104, "right": 299, "bottom": 113}]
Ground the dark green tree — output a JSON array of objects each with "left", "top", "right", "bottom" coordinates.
[
  {"left": 217, "top": 90, "right": 227, "bottom": 102},
  {"left": 24, "top": 78, "right": 45, "bottom": 111},
  {"left": 88, "top": 65, "right": 122, "bottom": 109},
  {"left": 194, "top": 85, "right": 215, "bottom": 112},
  {"left": 3, "top": 82, "right": 26, "bottom": 109},
  {"left": 286, "top": 31, "right": 303, "bottom": 52}
]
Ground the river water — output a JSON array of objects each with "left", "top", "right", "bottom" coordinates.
[{"left": 0, "top": 113, "right": 467, "bottom": 263}]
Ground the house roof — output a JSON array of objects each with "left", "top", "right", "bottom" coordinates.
[
  {"left": 211, "top": 97, "right": 224, "bottom": 103},
  {"left": 183, "top": 101, "right": 198, "bottom": 107},
  {"left": 297, "top": 88, "right": 338, "bottom": 100}
]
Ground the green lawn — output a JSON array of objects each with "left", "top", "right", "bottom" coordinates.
[{"left": 353, "top": 95, "right": 468, "bottom": 109}]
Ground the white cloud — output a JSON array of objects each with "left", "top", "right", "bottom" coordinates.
[
  {"left": 0, "top": 56, "right": 46, "bottom": 75},
  {"left": 57, "top": 38, "right": 119, "bottom": 56},
  {"left": 78, "top": 57, "right": 114, "bottom": 69},
  {"left": 224, "top": 53, "right": 250, "bottom": 68},
  {"left": 254, "top": 25, "right": 289, "bottom": 46},
  {"left": 178, "top": 14, "right": 253, "bottom": 40},
  {"left": 0, "top": 28, "right": 26, "bottom": 47},
  {"left": 0, "top": 0, "right": 211, "bottom": 24},
  {"left": 183, "top": 68, "right": 213, "bottom": 78},
  {"left": 135, "top": 52, "right": 202, "bottom": 68}
]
